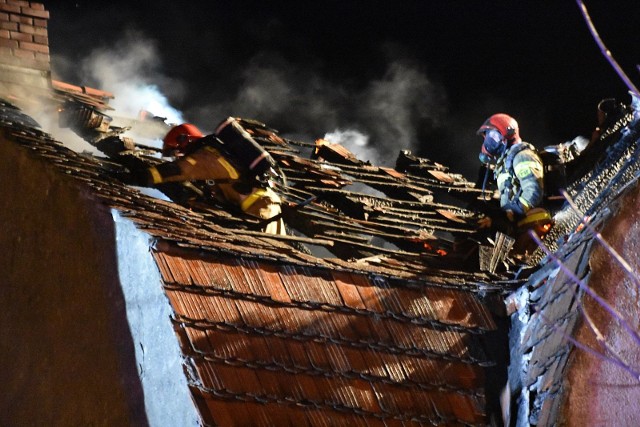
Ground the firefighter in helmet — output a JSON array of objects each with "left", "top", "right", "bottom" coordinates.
[
  {"left": 476, "top": 113, "right": 551, "bottom": 245},
  {"left": 141, "top": 119, "right": 286, "bottom": 235}
]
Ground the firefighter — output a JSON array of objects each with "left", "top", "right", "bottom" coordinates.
[
  {"left": 476, "top": 113, "right": 551, "bottom": 245},
  {"left": 141, "top": 121, "right": 286, "bottom": 235}
]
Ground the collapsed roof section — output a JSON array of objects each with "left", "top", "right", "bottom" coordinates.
[
  {"left": 75, "top": 118, "right": 494, "bottom": 273},
  {"left": 1, "top": 97, "right": 510, "bottom": 425},
  {"left": 1, "top": 7, "right": 515, "bottom": 423},
  {"left": 0, "top": 0, "right": 520, "bottom": 275},
  {"left": 46, "top": 82, "right": 640, "bottom": 426}
]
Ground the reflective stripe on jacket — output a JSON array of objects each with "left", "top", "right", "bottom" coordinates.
[{"left": 494, "top": 142, "right": 544, "bottom": 215}]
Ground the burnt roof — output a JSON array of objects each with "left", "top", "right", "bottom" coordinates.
[
  {"left": 7, "top": 86, "right": 640, "bottom": 425},
  {"left": 1, "top": 99, "right": 508, "bottom": 425}
]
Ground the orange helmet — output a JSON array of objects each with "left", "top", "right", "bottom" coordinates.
[
  {"left": 477, "top": 113, "right": 520, "bottom": 142},
  {"left": 162, "top": 123, "right": 204, "bottom": 156},
  {"left": 477, "top": 113, "right": 520, "bottom": 163}
]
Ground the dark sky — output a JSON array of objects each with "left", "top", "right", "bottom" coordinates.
[{"left": 45, "top": 1, "right": 640, "bottom": 177}]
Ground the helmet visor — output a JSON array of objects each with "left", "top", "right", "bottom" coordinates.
[{"left": 482, "top": 128, "right": 506, "bottom": 158}]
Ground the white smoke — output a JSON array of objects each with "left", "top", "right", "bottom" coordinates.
[
  {"left": 53, "top": 31, "right": 448, "bottom": 169},
  {"left": 234, "top": 65, "right": 294, "bottom": 117},
  {"left": 221, "top": 54, "right": 345, "bottom": 131},
  {"left": 187, "top": 50, "right": 447, "bottom": 167},
  {"left": 80, "top": 31, "right": 184, "bottom": 125},
  {"left": 360, "top": 59, "right": 447, "bottom": 157},
  {"left": 324, "top": 129, "right": 380, "bottom": 164}
]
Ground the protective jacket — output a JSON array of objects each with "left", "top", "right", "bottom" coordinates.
[
  {"left": 145, "top": 140, "right": 285, "bottom": 235},
  {"left": 494, "top": 141, "right": 544, "bottom": 218}
]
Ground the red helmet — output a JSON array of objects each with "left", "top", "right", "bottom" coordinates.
[
  {"left": 162, "top": 123, "right": 204, "bottom": 156},
  {"left": 477, "top": 113, "right": 520, "bottom": 143}
]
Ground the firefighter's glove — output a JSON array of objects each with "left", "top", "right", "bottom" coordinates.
[
  {"left": 505, "top": 210, "right": 515, "bottom": 222},
  {"left": 502, "top": 201, "right": 525, "bottom": 221},
  {"left": 95, "top": 136, "right": 134, "bottom": 158},
  {"left": 477, "top": 216, "right": 492, "bottom": 229}
]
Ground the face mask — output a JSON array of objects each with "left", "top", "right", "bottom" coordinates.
[{"left": 482, "top": 128, "right": 507, "bottom": 157}]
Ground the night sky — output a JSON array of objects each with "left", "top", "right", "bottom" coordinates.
[{"left": 45, "top": 1, "right": 640, "bottom": 177}]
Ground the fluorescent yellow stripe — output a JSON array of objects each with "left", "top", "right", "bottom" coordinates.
[
  {"left": 240, "top": 188, "right": 266, "bottom": 212},
  {"left": 517, "top": 210, "right": 551, "bottom": 227},
  {"left": 148, "top": 167, "right": 163, "bottom": 184},
  {"left": 219, "top": 157, "right": 240, "bottom": 179},
  {"left": 515, "top": 161, "right": 542, "bottom": 179},
  {"left": 518, "top": 197, "right": 531, "bottom": 211},
  {"left": 186, "top": 157, "right": 197, "bottom": 165}
]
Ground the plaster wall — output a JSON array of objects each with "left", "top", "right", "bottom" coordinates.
[
  {"left": 561, "top": 180, "right": 640, "bottom": 426},
  {"left": 0, "top": 136, "right": 198, "bottom": 426}
]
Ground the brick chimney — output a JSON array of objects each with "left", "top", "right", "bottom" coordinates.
[{"left": 0, "top": 1, "right": 50, "bottom": 96}]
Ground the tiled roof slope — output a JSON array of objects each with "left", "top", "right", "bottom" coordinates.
[
  {"left": 507, "top": 103, "right": 640, "bottom": 426},
  {"left": 158, "top": 251, "right": 492, "bottom": 425},
  {"left": 1, "top": 100, "right": 507, "bottom": 426}
]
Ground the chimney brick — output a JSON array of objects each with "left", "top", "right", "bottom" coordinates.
[
  {"left": 0, "top": 29, "right": 9, "bottom": 39},
  {"left": 10, "top": 29, "right": 32, "bottom": 42},
  {"left": 0, "top": 21, "right": 19, "bottom": 31},
  {"left": 0, "top": 4, "right": 21, "bottom": 14},
  {"left": 32, "top": 34, "right": 45, "bottom": 44},
  {"left": 8, "top": 1, "right": 30, "bottom": 7},
  {"left": 0, "top": 36, "right": 18, "bottom": 48},
  {"left": 10, "top": 12, "right": 33, "bottom": 25},
  {"left": 0, "top": 53, "right": 49, "bottom": 71},
  {"left": 18, "top": 40, "right": 47, "bottom": 53},
  {"left": 33, "top": 17, "right": 46, "bottom": 28},
  {"left": 19, "top": 23, "right": 45, "bottom": 36},
  {"left": 17, "top": 22, "right": 34, "bottom": 33},
  {"left": 20, "top": 6, "right": 48, "bottom": 19},
  {"left": 29, "top": 2, "right": 45, "bottom": 10},
  {"left": 0, "top": 12, "right": 8, "bottom": 21},
  {"left": 12, "top": 46, "right": 35, "bottom": 59},
  {"left": 34, "top": 50, "right": 48, "bottom": 62}
]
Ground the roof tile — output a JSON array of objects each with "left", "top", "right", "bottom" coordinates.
[{"left": 1, "top": 101, "right": 502, "bottom": 425}]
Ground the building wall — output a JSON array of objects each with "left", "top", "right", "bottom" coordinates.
[
  {"left": 0, "top": 134, "right": 198, "bottom": 426},
  {"left": 0, "top": 134, "right": 146, "bottom": 425},
  {"left": 561, "top": 180, "right": 640, "bottom": 426},
  {"left": 111, "top": 210, "right": 200, "bottom": 427}
]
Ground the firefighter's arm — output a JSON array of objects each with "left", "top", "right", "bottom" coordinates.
[
  {"left": 147, "top": 161, "right": 187, "bottom": 184},
  {"left": 475, "top": 201, "right": 507, "bottom": 229},
  {"left": 512, "top": 150, "right": 544, "bottom": 214},
  {"left": 110, "top": 162, "right": 177, "bottom": 187},
  {"left": 147, "top": 147, "right": 240, "bottom": 184}
]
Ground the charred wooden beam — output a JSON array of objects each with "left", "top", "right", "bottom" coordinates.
[{"left": 395, "top": 149, "right": 449, "bottom": 173}]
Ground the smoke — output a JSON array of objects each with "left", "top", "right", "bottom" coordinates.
[
  {"left": 186, "top": 53, "right": 346, "bottom": 134},
  {"left": 323, "top": 129, "right": 380, "bottom": 164},
  {"left": 79, "top": 30, "right": 185, "bottom": 125},
  {"left": 359, "top": 59, "right": 447, "bottom": 158},
  {"left": 51, "top": 27, "right": 450, "bottom": 170},
  {"left": 188, "top": 50, "right": 448, "bottom": 167}
]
